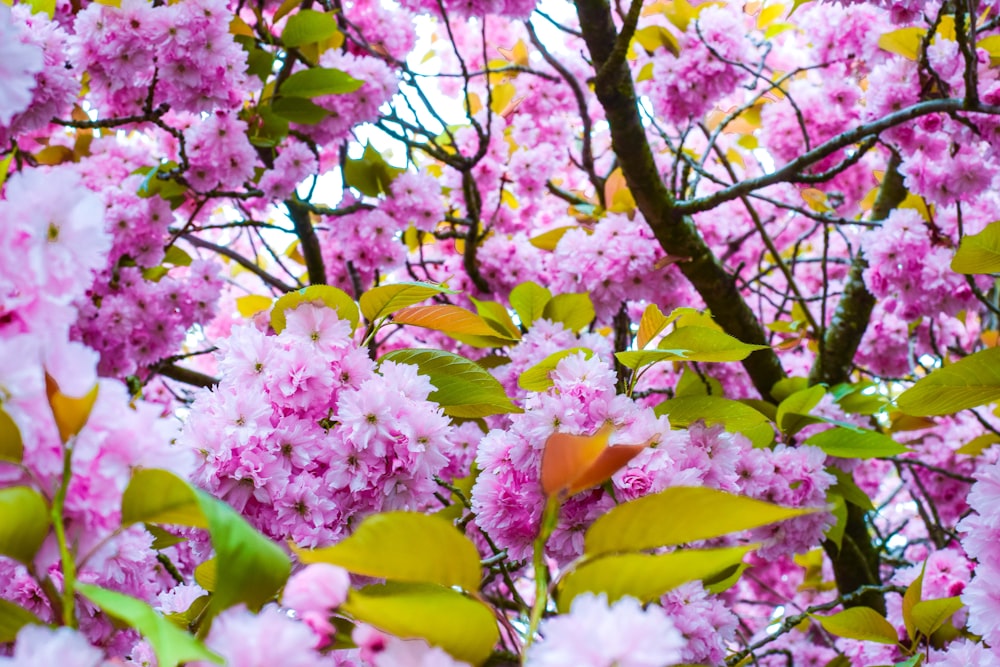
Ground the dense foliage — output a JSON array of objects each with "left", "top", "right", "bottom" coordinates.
[{"left": 3, "top": 0, "right": 1000, "bottom": 664}]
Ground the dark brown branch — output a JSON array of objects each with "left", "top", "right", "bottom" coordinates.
[
  {"left": 155, "top": 363, "right": 219, "bottom": 388},
  {"left": 182, "top": 234, "right": 297, "bottom": 293},
  {"left": 286, "top": 199, "right": 327, "bottom": 286},
  {"left": 572, "top": 0, "right": 785, "bottom": 400}
]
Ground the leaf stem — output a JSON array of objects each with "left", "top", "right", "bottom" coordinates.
[{"left": 526, "top": 495, "right": 560, "bottom": 646}]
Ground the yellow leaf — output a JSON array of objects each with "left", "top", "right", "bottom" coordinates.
[
  {"left": 633, "top": 25, "right": 681, "bottom": 57},
  {"left": 801, "top": 188, "right": 830, "bottom": 212},
  {"left": 34, "top": 146, "right": 74, "bottom": 166},
  {"left": 637, "top": 62, "right": 655, "bottom": 82},
  {"left": 878, "top": 27, "right": 925, "bottom": 60},
  {"left": 236, "top": 295, "right": 272, "bottom": 318},
  {"left": 529, "top": 226, "right": 577, "bottom": 251},
  {"left": 46, "top": 376, "right": 99, "bottom": 444},
  {"left": 978, "top": 35, "right": 1000, "bottom": 67},
  {"left": 392, "top": 305, "right": 517, "bottom": 339},
  {"left": 489, "top": 82, "right": 517, "bottom": 114},
  {"left": 229, "top": 16, "right": 254, "bottom": 37},
  {"left": 757, "top": 3, "right": 786, "bottom": 29}
]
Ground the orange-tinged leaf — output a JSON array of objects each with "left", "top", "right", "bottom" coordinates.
[
  {"left": 637, "top": 303, "right": 669, "bottom": 349},
  {"left": 541, "top": 426, "right": 613, "bottom": 497},
  {"left": 46, "top": 375, "right": 99, "bottom": 443},
  {"left": 567, "top": 443, "right": 648, "bottom": 495},
  {"left": 393, "top": 305, "right": 516, "bottom": 339}
]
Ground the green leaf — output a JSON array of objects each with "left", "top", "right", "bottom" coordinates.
[
  {"left": 556, "top": 545, "right": 752, "bottom": 612},
  {"left": 294, "top": 512, "right": 481, "bottom": 590},
  {"left": 360, "top": 282, "right": 456, "bottom": 322},
  {"left": 282, "top": 9, "right": 339, "bottom": 47},
  {"left": 0, "top": 487, "right": 50, "bottom": 566},
  {"left": 901, "top": 562, "right": 924, "bottom": 641},
  {"left": 76, "top": 584, "right": 222, "bottom": 667},
  {"left": 0, "top": 407, "right": 24, "bottom": 463},
  {"left": 162, "top": 246, "right": 191, "bottom": 267},
  {"left": 657, "top": 326, "right": 768, "bottom": 362},
  {"left": 776, "top": 385, "right": 825, "bottom": 435},
  {"left": 805, "top": 427, "right": 910, "bottom": 459},
  {"left": 122, "top": 468, "right": 207, "bottom": 528},
  {"left": 470, "top": 298, "right": 521, "bottom": 340},
  {"left": 911, "top": 597, "right": 964, "bottom": 638},
  {"left": 811, "top": 607, "right": 899, "bottom": 644},
  {"left": 509, "top": 281, "right": 552, "bottom": 327},
  {"left": 0, "top": 599, "right": 44, "bottom": 643},
  {"left": 654, "top": 395, "right": 774, "bottom": 448},
  {"left": 146, "top": 525, "right": 187, "bottom": 550},
  {"left": 542, "top": 293, "right": 595, "bottom": 331},
  {"left": 519, "top": 348, "right": 593, "bottom": 392},
  {"left": 381, "top": 349, "right": 520, "bottom": 418},
  {"left": 343, "top": 583, "right": 498, "bottom": 665},
  {"left": 674, "top": 367, "right": 723, "bottom": 397},
  {"left": 956, "top": 433, "right": 1000, "bottom": 456},
  {"left": 197, "top": 490, "right": 291, "bottom": 617},
  {"left": 0, "top": 152, "right": 15, "bottom": 191},
  {"left": 279, "top": 68, "right": 364, "bottom": 99},
  {"left": 271, "top": 285, "right": 360, "bottom": 334},
  {"left": 120, "top": 470, "right": 290, "bottom": 620},
  {"left": 26, "top": 0, "right": 55, "bottom": 18},
  {"left": 584, "top": 487, "right": 812, "bottom": 557},
  {"left": 344, "top": 143, "right": 404, "bottom": 197},
  {"left": 897, "top": 348, "right": 1000, "bottom": 416},
  {"left": 953, "top": 222, "right": 1000, "bottom": 273},
  {"left": 614, "top": 349, "right": 689, "bottom": 372},
  {"left": 828, "top": 468, "right": 875, "bottom": 512},
  {"left": 271, "top": 97, "right": 329, "bottom": 125},
  {"left": 825, "top": 493, "right": 847, "bottom": 550}
]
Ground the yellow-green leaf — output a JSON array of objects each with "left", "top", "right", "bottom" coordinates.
[
  {"left": 584, "top": 487, "right": 812, "bottom": 557},
  {"left": 542, "top": 293, "right": 595, "bottom": 332},
  {"left": 470, "top": 298, "right": 521, "bottom": 340},
  {"left": 0, "top": 407, "right": 24, "bottom": 463},
  {"left": 0, "top": 487, "right": 50, "bottom": 566},
  {"left": 519, "top": 348, "right": 593, "bottom": 392},
  {"left": 956, "top": 433, "right": 1000, "bottom": 456},
  {"left": 77, "top": 584, "right": 222, "bottom": 666},
  {"left": 654, "top": 395, "right": 775, "bottom": 448},
  {"left": 343, "top": 583, "right": 499, "bottom": 665},
  {"left": 282, "top": 9, "right": 339, "bottom": 47},
  {"left": 509, "top": 281, "right": 552, "bottom": 327},
  {"left": 775, "top": 385, "right": 825, "bottom": 436},
  {"left": 952, "top": 221, "right": 1000, "bottom": 274},
  {"left": 360, "top": 282, "right": 456, "bottom": 322},
  {"left": 633, "top": 25, "right": 680, "bottom": 56},
  {"left": 295, "top": 512, "right": 481, "bottom": 591},
  {"left": 121, "top": 469, "right": 207, "bottom": 528},
  {"left": 896, "top": 347, "right": 1000, "bottom": 416},
  {"left": 657, "top": 326, "right": 768, "bottom": 362},
  {"left": 556, "top": 546, "right": 752, "bottom": 612},
  {"left": 804, "top": 426, "right": 910, "bottom": 459},
  {"left": 902, "top": 562, "right": 924, "bottom": 641},
  {"left": 0, "top": 600, "right": 44, "bottom": 643},
  {"left": 271, "top": 285, "right": 360, "bottom": 333},
  {"left": 529, "top": 226, "right": 576, "bottom": 251},
  {"left": 911, "top": 596, "right": 963, "bottom": 638},
  {"left": 811, "top": 607, "right": 899, "bottom": 644},
  {"left": 380, "top": 348, "right": 520, "bottom": 418},
  {"left": 615, "top": 349, "right": 689, "bottom": 373}
]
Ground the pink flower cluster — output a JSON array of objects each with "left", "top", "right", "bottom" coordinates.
[
  {"left": 183, "top": 303, "right": 463, "bottom": 547},
  {"left": 183, "top": 111, "right": 259, "bottom": 193},
  {"left": 472, "top": 349, "right": 834, "bottom": 565},
  {"left": 551, "top": 214, "right": 693, "bottom": 321},
  {"left": 861, "top": 208, "right": 974, "bottom": 321},
  {"left": 526, "top": 593, "right": 686, "bottom": 667},
  {"left": 958, "top": 460, "right": 1000, "bottom": 656},
  {"left": 72, "top": 0, "right": 250, "bottom": 116},
  {"left": 321, "top": 207, "right": 407, "bottom": 295},
  {"left": 640, "top": 7, "right": 759, "bottom": 125},
  {"left": 0, "top": 7, "right": 77, "bottom": 146}
]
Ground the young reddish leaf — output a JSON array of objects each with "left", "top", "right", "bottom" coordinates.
[
  {"left": 393, "top": 305, "right": 516, "bottom": 339},
  {"left": 541, "top": 425, "right": 650, "bottom": 498}
]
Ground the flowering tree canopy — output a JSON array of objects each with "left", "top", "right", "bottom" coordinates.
[{"left": 4, "top": 0, "right": 1000, "bottom": 664}]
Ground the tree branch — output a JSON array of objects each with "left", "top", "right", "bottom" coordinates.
[
  {"left": 286, "top": 199, "right": 328, "bottom": 286},
  {"left": 572, "top": 0, "right": 785, "bottom": 399}
]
